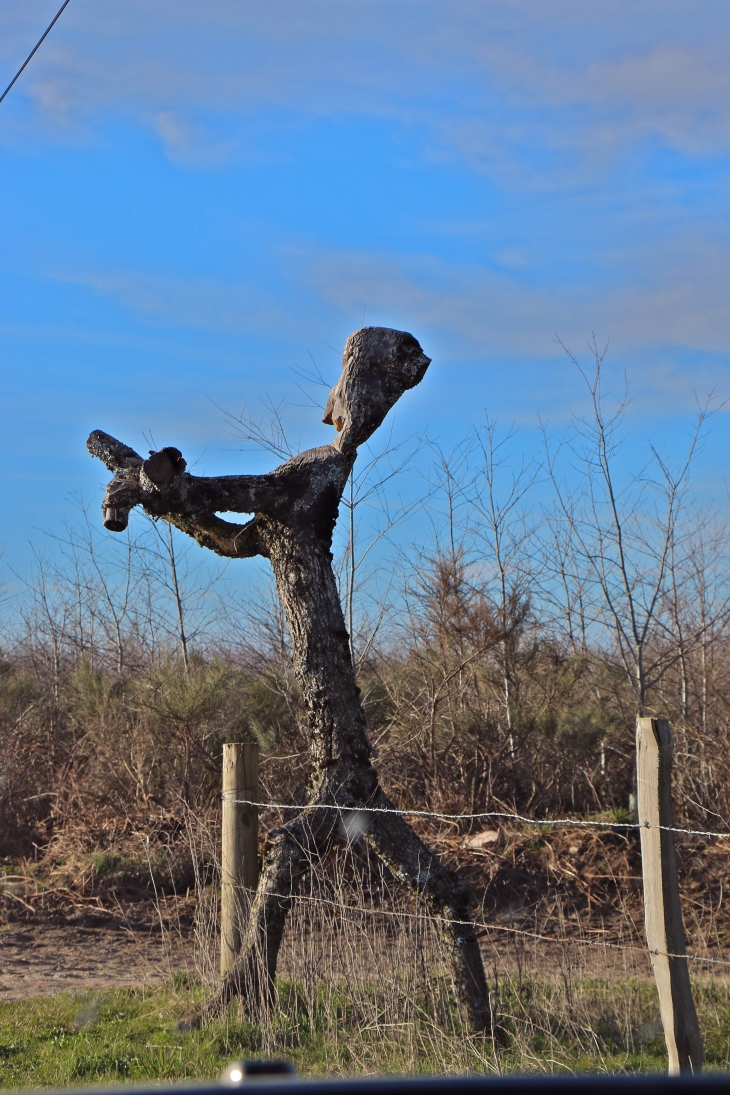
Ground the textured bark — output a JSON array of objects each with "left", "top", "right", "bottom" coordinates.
[{"left": 87, "top": 326, "right": 492, "bottom": 1031}]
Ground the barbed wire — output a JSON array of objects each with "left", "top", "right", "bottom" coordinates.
[
  {"left": 223, "top": 795, "right": 730, "bottom": 842},
  {"left": 257, "top": 886, "right": 730, "bottom": 969}
]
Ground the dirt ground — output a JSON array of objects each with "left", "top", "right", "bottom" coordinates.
[
  {"left": 0, "top": 920, "right": 195, "bottom": 1002},
  {"left": 0, "top": 901, "right": 661, "bottom": 1003}
]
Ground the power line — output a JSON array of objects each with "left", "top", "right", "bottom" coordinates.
[{"left": 0, "top": 0, "right": 74, "bottom": 108}]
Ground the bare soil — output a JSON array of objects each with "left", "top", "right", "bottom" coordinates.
[
  {"left": 1, "top": 914, "right": 656, "bottom": 1004},
  {"left": 0, "top": 921, "right": 193, "bottom": 1001},
  {"left": 0, "top": 881, "right": 198, "bottom": 1002}
]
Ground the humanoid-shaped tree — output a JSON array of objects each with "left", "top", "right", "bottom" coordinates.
[{"left": 87, "top": 327, "right": 491, "bottom": 1029}]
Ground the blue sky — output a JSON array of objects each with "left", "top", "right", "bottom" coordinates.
[{"left": 2, "top": 0, "right": 730, "bottom": 582}]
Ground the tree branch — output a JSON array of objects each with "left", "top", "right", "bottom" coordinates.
[{"left": 87, "top": 327, "right": 431, "bottom": 558}]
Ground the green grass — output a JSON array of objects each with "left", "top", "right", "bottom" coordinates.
[{"left": 2, "top": 976, "right": 730, "bottom": 1087}]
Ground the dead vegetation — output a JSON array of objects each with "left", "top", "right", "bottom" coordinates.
[{"left": 3, "top": 349, "right": 730, "bottom": 1030}]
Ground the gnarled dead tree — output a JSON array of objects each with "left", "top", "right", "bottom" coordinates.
[{"left": 87, "top": 327, "right": 491, "bottom": 1030}]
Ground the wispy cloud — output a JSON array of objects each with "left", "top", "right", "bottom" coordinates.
[
  {"left": 150, "top": 111, "right": 237, "bottom": 167},
  {"left": 54, "top": 223, "right": 730, "bottom": 423},
  {"left": 4, "top": 1, "right": 730, "bottom": 179},
  {"left": 308, "top": 232, "right": 730, "bottom": 359},
  {"left": 56, "top": 268, "right": 297, "bottom": 337}
]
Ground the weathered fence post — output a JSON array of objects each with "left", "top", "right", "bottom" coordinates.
[
  {"left": 220, "top": 742, "right": 259, "bottom": 978},
  {"left": 636, "top": 717, "right": 703, "bottom": 1074}
]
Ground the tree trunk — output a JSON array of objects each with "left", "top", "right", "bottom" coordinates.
[
  {"left": 194, "top": 518, "right": 491, "bottom": 1029},
  {"left": 87, "top": 326, "right": 492, "bottom": 1033}
]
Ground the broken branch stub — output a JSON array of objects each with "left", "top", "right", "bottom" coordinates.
[
  {"left": 87, "top": 429, "right": 144, "bottom": 533},
  {"left": 142, "top": 446, "right": 186, "bottom": 489},
  {"left": 323, "top": 327, "right": 431, "bottom": 454}
]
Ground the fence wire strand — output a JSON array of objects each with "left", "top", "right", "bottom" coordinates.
[
  {"left": 223, "top": 795, "right": 730, "bottom": 842},
  {"left": 250, "top": 886, "right": 730, "bottom": 970},
  {"left": 216, "top": 792, "right": 730, "bottom": 978}
]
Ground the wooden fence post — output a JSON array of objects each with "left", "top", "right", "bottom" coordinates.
[
  {"left": 636, "top": 717, "right": 703, "bottom": 1074},
  {"left": 220, "top": 742, "right": 259, "bottom": 979}
]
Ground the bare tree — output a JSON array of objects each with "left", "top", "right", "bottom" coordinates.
[
  {"left": 134, "top": 517, "right": 225, "bottom": 673},
  {"left": 543, "top": 338, "right": 720, "bottom": 814},
  {"left": 86, "top": 327, "right": 492, "bottom": 1030},
  {"left": 545, "top": 338, "right": 713, "bottom": 717},
  {"left": 468, "top": 422, "right": 537, "bottom": 796}
]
